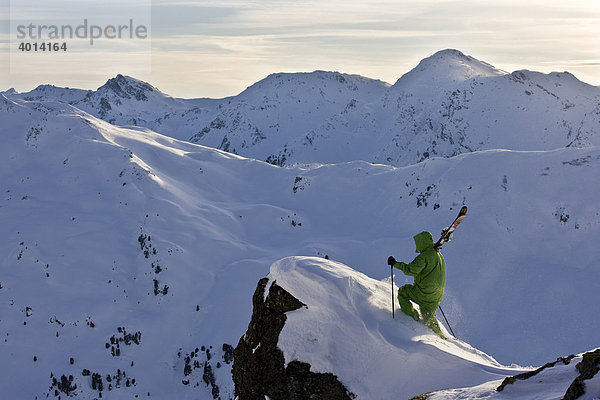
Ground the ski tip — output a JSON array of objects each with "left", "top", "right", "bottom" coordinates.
[{"left": 459, "top": 206, "right": 467, "bottom": 216}]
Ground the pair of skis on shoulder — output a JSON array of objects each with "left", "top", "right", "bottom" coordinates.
[{"left": 434, "top": 206, "right": 468, "bottom": 250}]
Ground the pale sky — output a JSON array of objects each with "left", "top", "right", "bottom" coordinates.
[{"left": 1, "top": 0, "right": 599, "bottom": 98}]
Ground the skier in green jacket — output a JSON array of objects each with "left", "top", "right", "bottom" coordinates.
[{"left": 387, "top": 231, "right": 447, "bottom": 339}]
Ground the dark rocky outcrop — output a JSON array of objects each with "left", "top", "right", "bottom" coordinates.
[
  {"left": 496, "top": 354, "right": 576, "bottom": 392},
  {"left": 563, "top": 348, "right": 600, "bottom": 400},
  {"left": 497, "top": 349, "right": 600, "bottom": 399},
  {"left": 233, "top": 278, "right": 355, "bottom": 400}
]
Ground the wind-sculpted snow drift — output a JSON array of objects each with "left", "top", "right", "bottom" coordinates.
[
  {"left": 233, "top": 256, "right": 525, "bottom": 400},
  {"left": 235, "top": 257, "right": 600, "bottom": 399},
  {"left": 1, "top": 49, "right": 600, "bottom": 399}
]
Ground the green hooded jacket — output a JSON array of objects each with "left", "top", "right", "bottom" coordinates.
[{"left": 393, "top": 231, "right": 446, "bottom": 304}]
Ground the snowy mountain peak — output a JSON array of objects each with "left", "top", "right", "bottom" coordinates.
[
  {"left": 2, "top": 88, "right": 18, "bottom": 95},
  {"left": 427, "top": 49, "right": 494, "bottom": 65},
  {"left": 394, "top": 49, "right": 504, "bottom": 89},
  {"left": 509, "top": 68, "right": 596, "bottom": 92},
  {"left": 418, "top": 48, "right": 503, "bottom": 76},
  {"left": 0, "top": 93, "right": 19, "bottom": 109},
  {"left": 97, "top": 74, "right": 161, "bottom": 101},
  {"left": 14, "top": 84, "right": 89, "bottom": 104},
  {"left": 32, "top": 84, "right": 61, "bottom": 92},
  {"left": 237, "top": 70, "right": 389, "bottom": 100}
]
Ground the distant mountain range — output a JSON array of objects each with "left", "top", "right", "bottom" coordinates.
[{"left": 5, "top": 49, "right": 600, "bottom": 167}]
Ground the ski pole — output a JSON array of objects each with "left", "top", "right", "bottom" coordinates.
[
  {"left": 391, "top": 265, "right": 395, "bottom": 319},
  {"left": 438, "top": 305, "right": 455, "bottom": 337}
]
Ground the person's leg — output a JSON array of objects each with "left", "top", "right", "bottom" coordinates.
[
  {"left": 397, "top": 285, "right": 419, "bottom": 321},
  {"left": 420, "top": 303, "right": 446, "bottom": 339}
]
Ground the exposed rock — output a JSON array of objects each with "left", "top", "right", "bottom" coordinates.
[
  {"left": 496, "top": 349, "right": 600, "bottom": 399},
  {"left": 233, "top": 277, "right": 355, "bottom": 400},
  {"left": 497, "top": 354, "right": 576, "bottom": 392},
  {"left": 563, "top": 349, "right": 600, "bottom": 400}
]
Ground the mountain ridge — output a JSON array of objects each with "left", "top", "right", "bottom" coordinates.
[{"left": 6, "top": 49, "right": 600, "bottom": 167}]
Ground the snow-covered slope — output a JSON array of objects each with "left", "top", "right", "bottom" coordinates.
[
  {"left": 1, "top": 93, "right": 599, "bottom": 399},
  {"left": 269, "top": 256, "right": 526, "bottom": 399},
  {"left": 426, "top": 349, "right": 600, "bottom": 400},
  {"left": 7, "top": 50, "right": 600, "bottom": 167}
]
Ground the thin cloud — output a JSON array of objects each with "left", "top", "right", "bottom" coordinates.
[{"left": 1, "top": 0, "right": 599, "bottom": 97}]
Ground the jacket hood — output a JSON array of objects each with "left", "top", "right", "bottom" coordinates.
[{"left": 413, "top": 231, "right": 434, "bottom": 253}]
